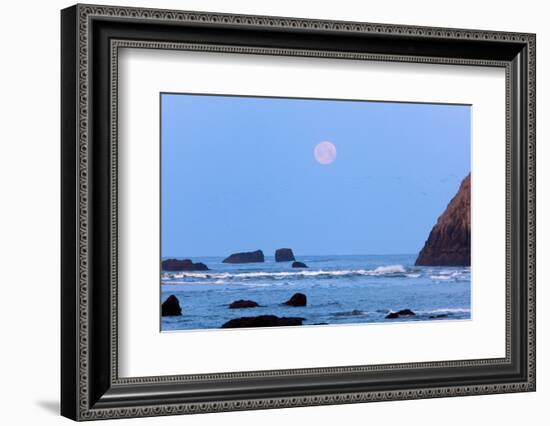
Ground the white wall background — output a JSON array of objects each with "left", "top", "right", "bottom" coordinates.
[{"left": 0, "top": 0, "right": 546, "bottom": 424}]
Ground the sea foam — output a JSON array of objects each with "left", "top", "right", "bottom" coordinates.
[{"left": 162, "top": 264, "right": 409, "bottom": 282}]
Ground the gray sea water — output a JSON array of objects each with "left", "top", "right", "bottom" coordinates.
[{"left": 160, "top": 254, "right": 471, "bottom": 331}]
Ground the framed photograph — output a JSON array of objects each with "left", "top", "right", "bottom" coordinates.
[{"left": 61, "top": 4, "right": 536, "bottom": 421}]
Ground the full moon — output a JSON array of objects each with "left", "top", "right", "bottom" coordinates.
[{"left": 314, "top": 141, "right": 337, "bottom": 165}]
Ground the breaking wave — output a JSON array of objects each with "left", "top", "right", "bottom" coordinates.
[
  {"left": 423, "top": 308, "right": 471, "bottom": 314},
  {"left": 162, "top": 264, "right": 410, "bottom": 282},
  {"left": 429, "top": 270, "right": 470, "bottom": 281}
]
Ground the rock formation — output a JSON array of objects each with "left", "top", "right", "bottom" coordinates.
[
  {"left": 229, "top": 299, "right": 259, "bottom": 309},
  {"left": 415, "top": 174, "right": 471, "bottom": 266},
  {"left": 385, "top": 309, "right": 415, "bottom": 319},
  {"left": 222, "top": 250, "right": 264, "bottom": 264},
  {"left": 161, "top": 259, "right": 209, "bottom": 271},
  {"left": 429, "top": 314, "right": 448, "bottom": 319},
  {"left": 283, "top": 293, "right": 307, "bottom": 307},
  {"left": 221, "top": 315, "right": 304, "bottom": 328},
  {"left": 292, "top": 261, "right": 308, "bottom": 268},
  {"left": 161, "top": 295, "right": 182, "bottom": 316},
  {"left": 275, "top": 248, "right": 295, "bottom": 262}
]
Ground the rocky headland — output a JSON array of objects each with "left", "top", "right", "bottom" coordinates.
[{"left": 415, "top": 174, "right": 471, "bottom": 267}]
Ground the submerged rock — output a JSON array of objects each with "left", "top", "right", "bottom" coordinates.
[
  {"left": 415, "top": 174, "right": 471, "bottom": 266},
  {"left": 161, "top": 295, "right": 182, "bottom": 316},
  {"left": 162, "top": 258, "right": 209, "bottom": 271},
  {"left": 385, "top": 309, "right": 416, "bottom": 319},
  {"left": 333, "top": 309, "right": 365, "bottom": 317},
  {"left": 429, "top": 314, "right": 449, "bottom": 319},
  {"left": 292, "top": 261, "right": 308, "bottom": 268},
  {"left": 221, "top": 315, "right": 304, "bottom": 328},
  {"left": 229, "top": 299, "right": 259, "bottom": 309},
  {"left": 283, "top": 293, "right": 307, "bottom": 307},
  {"left": 275, "top": 248, "right": 296, "bottom": 262},
  {"left": 222, "top": 250, "right": 265, "bottom": 264}
]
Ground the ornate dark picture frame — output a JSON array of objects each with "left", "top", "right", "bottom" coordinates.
[{"left": 61, "top": 4, "right": 536, "bottom": 421}]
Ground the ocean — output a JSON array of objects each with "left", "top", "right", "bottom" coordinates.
[{"left": 160, "top": 254, "right": 471, "bottom": 331}]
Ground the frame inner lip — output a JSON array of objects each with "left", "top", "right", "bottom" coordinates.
[{"left": 110, "top": 39, "right": 513, "bottom": 384}]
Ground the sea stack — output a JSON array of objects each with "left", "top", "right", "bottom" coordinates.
[
  {"left": 275, "top": 248, "right": 295, "bottom": 262},
  {"left": 161, "top": 259, "right": 209, "bottom": 271},
  {"left": 222, "top": 250, "right": 265, "bottom": 264},
  {"left": 415, "top": 174, "right": 471, "bottom": 267}
]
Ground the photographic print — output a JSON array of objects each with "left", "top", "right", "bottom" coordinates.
[{"left": 160, "top": 93, "right": 471, "bottom": 331}]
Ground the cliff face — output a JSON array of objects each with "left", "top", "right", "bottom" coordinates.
[{"left": 415, "top": 174, "right": 471, "bottom": 267}]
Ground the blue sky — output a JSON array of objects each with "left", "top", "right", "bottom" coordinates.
[{"left": 161, "top": 93, "right": 470, "bottom": 257}]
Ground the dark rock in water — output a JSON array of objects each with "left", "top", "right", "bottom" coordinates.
[
  {"left": 275, "top": 248, "right": 296, "bottom": 262},
  {"left": 162, "top": 258, "right": 209, "bottom": 271},
  {"left": 415, "top": 174, "right": 471, "bottom": 266},
  {"left": 385, "top": 309, "right": 415, "bottom": 319},
  {"left": 429, "top": 314, "right": 449, "bottom": 319},
  {"left": 221, "top": 315, "right": 304, "bottom": 328},
  {"left": 283, "top": 292, "right": 307, "bottom": 307},
  {"left": 292, "top": 261, "right": 308, "bottom": 268},
  {"left": 334, "top": 309, "right": 364, "bottom": 317},
  {"left": 222, "top": 250, "right": 264, "bottom": 264},
  {"left": 229, "top": 299, "right": 259, "bottom": 309},
  {"left": 161, "top": 295, "right": 182, "bottom": 316}
]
